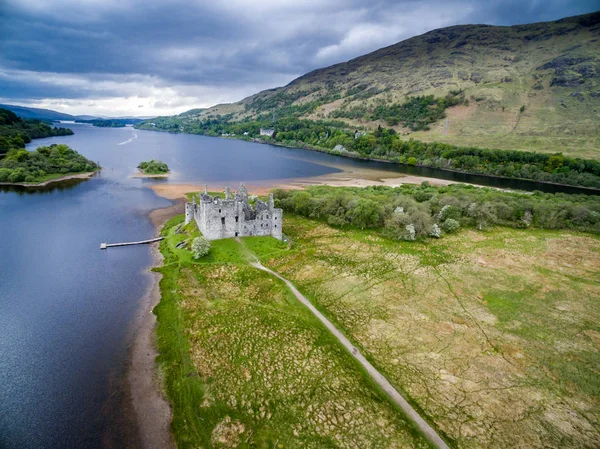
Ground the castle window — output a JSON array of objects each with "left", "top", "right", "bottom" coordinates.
[
  {"left": 219, "top": 209, "right": 221, "bottom": 213},
  {"left": 221, "top": 217, "right": 225, "bottom": 225},
  {"left": 235, "top": 216, "right": 239, "bottom": 222},
  {"left": 274, "top": 225, "right": 277, "bottom": 228},
  {"left": 235, "top": 232, "right": 238, "bottom": 237}
]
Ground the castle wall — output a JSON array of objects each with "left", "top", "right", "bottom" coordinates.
[
  {"left": 186, "top": 185, "right": 283, "bottom": 241},
  {"left": 197, "top": 199, "right": 244, "bottom": 240},
  {"left": 184, "top": 202, "right": 194, "bottom": 225}
]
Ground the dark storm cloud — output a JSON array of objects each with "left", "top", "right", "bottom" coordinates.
[{"left": 0, "top": 0, "right": 597, "bottom": 115}]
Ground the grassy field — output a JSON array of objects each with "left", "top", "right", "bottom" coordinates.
[
  {"left": 154, "top": 216, "right": 432, "bottom": 448},
  {"left": 263, "top": 215, "right": 600, "bottom": 448},
  {"left": 154, "top": 209, "right": 600, "bottom": 448}
]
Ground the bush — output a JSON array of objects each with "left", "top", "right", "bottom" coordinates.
[
  {"left": 442, "top": 218, "right": 461, "bottom": 233},
  {"left": 191, "top": 237, "right": 211, "bottom": 259}
]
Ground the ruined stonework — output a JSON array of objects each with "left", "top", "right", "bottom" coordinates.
[{"left": 185, "top": 183, "right": 283, "bottom": 241}]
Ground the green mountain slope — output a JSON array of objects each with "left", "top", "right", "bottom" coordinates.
[
  {"left": 0, "top": 108, "right": 74, "bottom": 157},
  {"left": 189, "top": 12, "right": 600, "bottom": 158},
  {"left": 0, "top": 104, "right": 76, "bottom": 121}
]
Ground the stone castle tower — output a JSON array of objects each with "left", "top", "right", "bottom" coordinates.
[{"left": 185, "top": 183, "right": 283, "bottom": 240}]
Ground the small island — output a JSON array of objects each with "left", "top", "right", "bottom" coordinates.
[
  {"left": 134, "top": 159, "right": 170, "bottom": 178},
  {"left": 0, "top": 143, "right": 100, "bottom": 186}
]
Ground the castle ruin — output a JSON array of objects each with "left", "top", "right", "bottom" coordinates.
[{"left": 185, "top": 183, "right": 283, "bottom": 240}]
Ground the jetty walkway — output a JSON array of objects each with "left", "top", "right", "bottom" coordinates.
[{"left": 100, "top": 237, "right": 164, "bottom": 250}]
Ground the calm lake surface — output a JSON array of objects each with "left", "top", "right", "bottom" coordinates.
[
  {"left": 0, "top": 124, "right": 595, "bottom": 449},
  {"left": 0, "top": 124, "right": 346, "bottom": 449}
]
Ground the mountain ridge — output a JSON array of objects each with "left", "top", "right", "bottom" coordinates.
[{"left": 180, "top": 11, "right": 600, "bottom": 158}]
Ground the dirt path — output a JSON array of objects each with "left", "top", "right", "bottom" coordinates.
[{"left": 250, "top": 261, "right": 451, "bottom": 449}]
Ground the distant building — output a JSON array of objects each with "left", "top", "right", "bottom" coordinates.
[
  {"left": 354, "top": 130, "right": 366, "bottom": 139},
  {"left": 185, "top": 183, "right": 283, "bottom": 241},
  {"left": 260, "top": 128, "right": 275, "bottom": 137}
]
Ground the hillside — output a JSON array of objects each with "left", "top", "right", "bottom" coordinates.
[
  {"left": 0, "top": 108, "right": 74, "bottom": 157},
  {"left": 0, "top": 104, "right": 76, "bottom": 121},
  {"left": 184, "top": 12, "right": 600, "bottom": 158}
]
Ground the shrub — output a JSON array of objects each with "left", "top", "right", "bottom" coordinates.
[
  {"left": 191, "top": 237, "right": 211, "bottom": 259},
  {"left": 442, "top": 218, "right": 461, "bottom": 233},
  {"left": 429, "top": 224, "right": 441, "bottom": 238}
]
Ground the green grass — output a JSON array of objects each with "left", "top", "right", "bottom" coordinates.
[
  {"left": 154, "top": 215, "right": 434, "bottom": 449},
  {"left": 263, "top": 214, "right": 600, "bottom": 449},
  {"left": 241, "top": 236, "right": 288, "bottom": 261}
]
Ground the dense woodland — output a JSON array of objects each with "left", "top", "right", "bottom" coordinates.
[
  {"left": 75, "top": 118, "right": 143, "bottom": 127},
  {"left": 331, "top": 92, "right": 466, "bottom": 130},
  {"left": 0, "top": 108, "right": 73, "bottom": 157},
  {"left": 0, "top": 143, "right": 99, "bottom": 183},
  {"left": 138, "top": 159, "right": 169, "bottom": 174},
  {"left": 273, "top": 184, "right": 600, "bottom": 239},
  {"left": 137, "top": 113, "right": 600, "bottom": 189}
]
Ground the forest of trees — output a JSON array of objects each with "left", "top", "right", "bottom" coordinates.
[
  {"left": 0, "top": 143, "right": 99, "bottom": 183},
  {"left": 0, "top": 108, "right": 74, "bottom": 157},
  {"left": 272, "top": 184, "right": 600, "bottom": 239},
  {"left": 136, "top": 115, "right": 600, "bottom": 190},
  {"left": 75, "top": 118, "right": 144, "bottom": 127},
  {"left": 138, "top": 159, "right": 169, "bottom": 174},
  {"left": 331, "top": 92, "right": 466, "bottom": 130}
]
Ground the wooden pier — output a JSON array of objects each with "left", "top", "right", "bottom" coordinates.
[{"left": 100, "top": 237, "right": 164, "bottom": 250}]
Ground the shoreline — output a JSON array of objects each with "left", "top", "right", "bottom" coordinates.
[
  {"left": 135, "top": 128, "right": 600, "bottom": 194},
  {"left": 144, "top": 171, "right": 496, "bottom": 202},
  {"left": 0, "top": 170, "right": 99, "bottom": 187},
  {"left": 127, "top": 198, "right": 185, "bottom": 449}
]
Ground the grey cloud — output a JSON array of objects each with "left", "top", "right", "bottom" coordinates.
[{"left": 0, "top": 0, "right": 597, "bottom": 115}]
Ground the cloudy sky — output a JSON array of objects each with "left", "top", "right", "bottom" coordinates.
[{"left": 0, "top": 0, "right": 597, "bottom": 117}]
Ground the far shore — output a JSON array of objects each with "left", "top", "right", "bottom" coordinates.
[{"left": 0, "top": 170, "right": 99, "bottom": 188}]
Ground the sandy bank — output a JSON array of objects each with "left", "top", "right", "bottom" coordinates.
[
  {"left": 146, "top": 170, "right": 462, "bottom": 201},
  {"left": 128, "top": 199, "right": 184, "bottom": 449}
]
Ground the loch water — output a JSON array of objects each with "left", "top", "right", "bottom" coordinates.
[
  {"left": 0, "top": 124, "right": 344, "bottom": 449},
  {"left": 0, "top": 124, "right": 595, "bottom": 449}
]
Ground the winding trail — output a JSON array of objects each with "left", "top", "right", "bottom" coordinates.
[{"left": 250, "top": 260, "right": 451, "bottom": 449}]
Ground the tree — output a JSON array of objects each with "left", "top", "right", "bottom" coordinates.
[
  {"left": 347, "top": 198, "right": 383, "bottom": 228},
  {"left": 191, "top": 237, "right": 211, "bottom": 259},
  {"left": 442, "top": 218, "right": 460, "bottom": 233}
]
